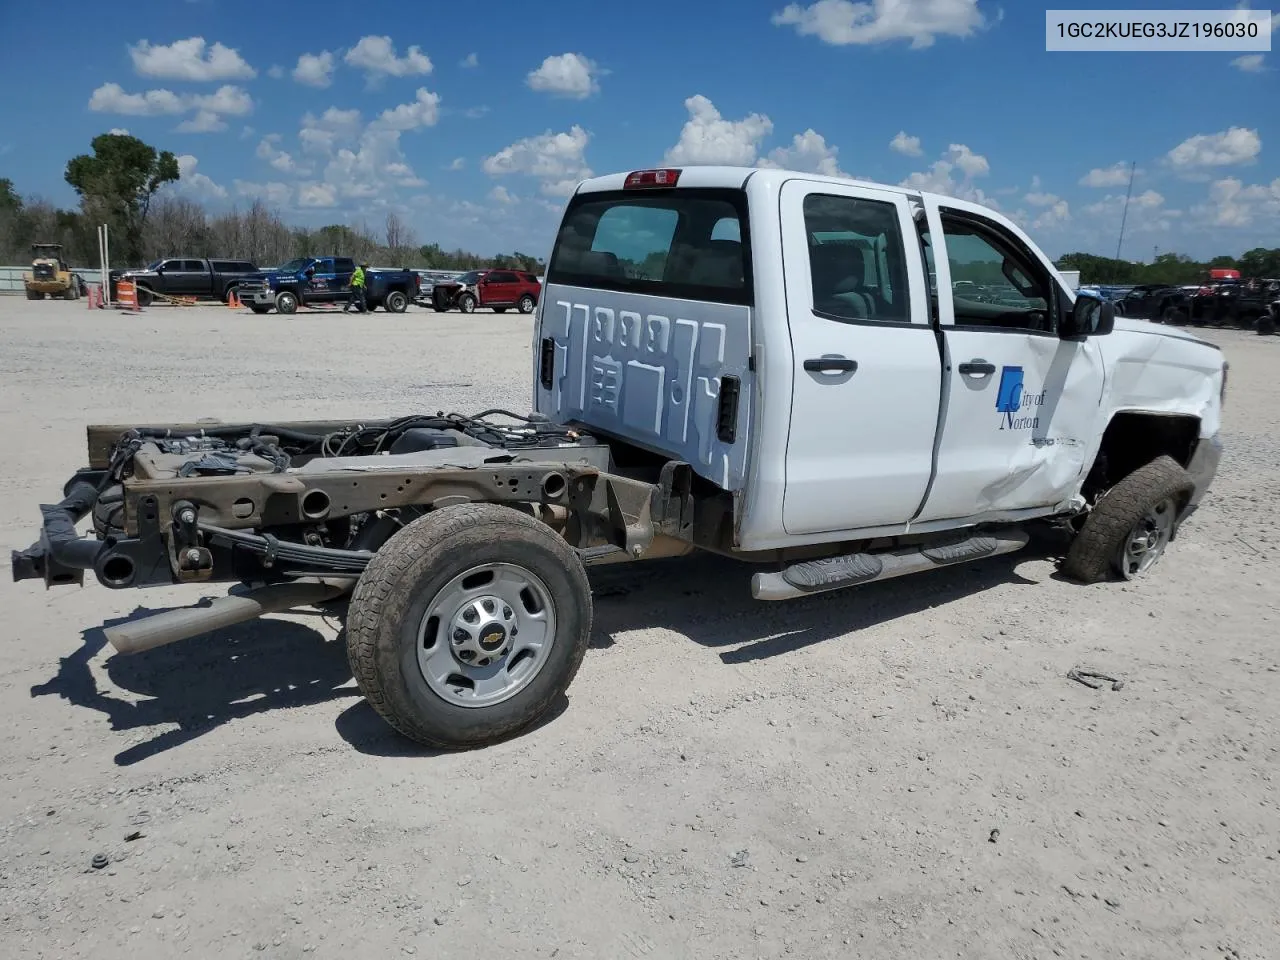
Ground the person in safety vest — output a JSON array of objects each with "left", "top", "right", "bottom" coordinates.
[{"left": 344, "top": 261, "right": 368, "bottom": 313}]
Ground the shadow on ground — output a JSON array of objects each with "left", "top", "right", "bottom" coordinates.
[
  {"left": 29, "top": 531, "right": 1065, "bottom": 762},
  {"left": 30, "top": 601, "right": 357, "bottom": 766},
  {"left": 586, "top": 532, "right": 1063, "bottom": 663}
]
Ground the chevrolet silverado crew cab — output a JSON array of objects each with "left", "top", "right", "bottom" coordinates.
[{"left": 11, "top": 166, "right": 1225, "bottom": 751}]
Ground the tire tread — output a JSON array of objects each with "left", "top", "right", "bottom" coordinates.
[{"left": 1061, "top": 455, "right": 1194, "bottom": 584}]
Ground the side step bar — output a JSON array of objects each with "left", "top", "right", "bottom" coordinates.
[{"left": 751, "top": 527, "right": 1030, "bottom": 601}]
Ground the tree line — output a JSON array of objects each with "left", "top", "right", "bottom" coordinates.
[
  {"left": 1, "top": 132, "right": 545, "bottom": 274},
  {"left": 1055, "top": 249, "right": 1280, "bottom": 286}
]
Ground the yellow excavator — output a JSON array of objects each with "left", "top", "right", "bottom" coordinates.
[{"left": 23, "top": 243, "right": 81, "bottom": 300}]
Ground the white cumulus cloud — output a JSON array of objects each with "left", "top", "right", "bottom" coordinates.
[
  {"left": 1230, "top": 53, "right": 1266, "bottom": 72},
  {"left": 176, "top": 110, "right": 227, "bottom": 133},
  {"left": 298, "top": 182, "right": 338, "bottom": 208},
  {"left": 233, "top": 180, "right": 292, "bottom": 207},
  {"left": 293, "top": 51, "right": 336, "bottom": 88},
  {"left": 483, "top": 125, "right": 593, "bottom": 197},
  {"left": 900, "top": 144, "right": 994, "bottom": 206},
  {"left": 461, "top": 52, "right": 479, "bottom": 68},
  {"left": 1166, "top": 127, "right": 1262, "bottom": 169},
  {"left": 889, "top": 131, "right": 922, "bottom": 156},
  {"left": 129, "top": 37, "right": 256, "bottom": 81},
  {"left": 344, "top": 36, "right": 432, "bottom": 82},
  {"left": 173, "top": 154, "right": 227, "bottom": 200},
  {"left": 772, "top": 0, "right": 987, "bottom": 49},
  {"left": 1079, "top": 162, "right": 1135, "bottom": 187},
  {"left": 663, "top": 95, "right": 773, "bottom": 166},
  {"left": 759, "top": 129, "right": 850, "bottom": 178},
  {"left": 372, "top": 88, "right": 441, "bottom": 131},
  {"left": 1193, "top": 176, "right": 1280, "bottom": 228},
  {"left": 526, "top": 53, "right": 602, "bottom": 99},
  {"left": 88, "top": 82, "right": 185, "bottom": 115}
]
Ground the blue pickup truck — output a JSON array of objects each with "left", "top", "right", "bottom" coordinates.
[{"left": 238, "top": 256, "right": 421, "bottom": 314}]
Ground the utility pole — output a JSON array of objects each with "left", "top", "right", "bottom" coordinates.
[{"left": 1115, "top": 160, "right": 1137, "bottom": 261}]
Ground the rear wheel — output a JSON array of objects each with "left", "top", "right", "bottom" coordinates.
[
  {"left": 249, "top": 304, "right": 270, "bottom": 315},
  {"left": 135, "top": 286, "right": 153, "bottom": 307},
  {"left": 458, "top": 293, "right": 476, "bottom": 314},
  {"left": 518, "top": 294, "right": 536, "bottom": 314},
  {"left": 26, "top": 289, "right": 41, "bottom": 300},
  {"left": 275, "top": 291, "right": 298, "bottom": 314},
  {"left": 1061, "top": 455, "right": 1195, "bottom": 584},
  {"left": 345, "top": 503, "right": 592, "bottom": 749},
  {"left": 385, "top": 290, "right": 408, "bottom": 313}
]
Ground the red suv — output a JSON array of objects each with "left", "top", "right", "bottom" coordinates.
[{"left": 431, "top": 269, "right": 542, "bottom": 314}]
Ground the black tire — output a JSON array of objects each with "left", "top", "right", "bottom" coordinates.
[
  {"left": 1257, "top": 312, "right": 1276, "bottom": 336},
  {"left": 249, "top": 304, "right": 271, "bottom": 315},
  {"left": 385, "top": 290, "right": 408, "bottom": 313},
  {"left": 224, "top": 285, "right": 240, "bottom": 304},
  {"left": 1162, "top": 305, "right": 1187, "bottom": 326},
  {"left": 345, "top": 503, "right": 593, "bottom": 749},
  {"left": 432, "top": 305, "right": 449, "bottom": 313},
  {"left": 25, "top": 289, "right": 40, "bottom": 300},
  {"left": 458, "top": 293, "right": 476, "bottom": 314},
  {"left": 518, "top": 294, "right": 536, "bottom": 314},
  {"left": 135, "top": 286, "right": 153, "bottom": 307},
  {"left": 275, "top": 290, "right": 298, "bottom": 314},
  {"left": 1061, "top": 455, "right": 1195, "bottom": 584}
]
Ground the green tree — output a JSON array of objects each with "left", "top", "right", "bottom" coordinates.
[
  {"left": 1239, "top": 247, "right": 1280, "bottom": 278},
  {"left": 64, "top": 133, "right": 179, "bottom": 266}
]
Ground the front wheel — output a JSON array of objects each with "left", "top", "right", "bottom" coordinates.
[
  {"left": 275, "top": 291, "right": 298, "bottom": 314},
  {"left": 385, "top": 290, "right": 408, "bottom": 313},
  {"left": 457, "top": 293, "right": 476, "bottom": 314},
  {"left": 249, "top": 304, "right": 270, "bottom": 315},
  {"left": 345, "top": 503, "right": 593, "bottom": 749},
  {"left": 135, "top": 286, "right": 154, "bottom": 307},
  {"left": 1061, "top": 455, "right": 1195, "bottom": 584},
  {"left": 518, "top": 294, "right": 536, "bottom": 314},
  {"left": 25, "top": 289, "right": 41, "bottom": 300}
]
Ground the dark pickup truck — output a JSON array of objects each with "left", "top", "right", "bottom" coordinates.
[
  {"left": 112, "top": 257, "right": 261, "bottom": 306},
  {"left": 237, "top": 256, "right": 420, "bottom": 314}
]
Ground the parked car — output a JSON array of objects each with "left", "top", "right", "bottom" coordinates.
[
  {"left": 111, "top": 257, "right": 261, "bottom": 306},
  {"left": 431, "top": 269, "right": 542, "bottom": 314},
  {"left": 237, "top": 257, "right": 420, "bottom": 314},
  {"left": 1113, "top": 283, "right": 1191, "bottom": 324},
  {"left": 10, "top": 164, "right": 1226, "bottom": 751}
]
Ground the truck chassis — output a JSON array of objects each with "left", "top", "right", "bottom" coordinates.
[{"left": 10, "top": 408, "right": 1209, "bottom": 748}]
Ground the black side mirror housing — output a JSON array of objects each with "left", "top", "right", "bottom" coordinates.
[{"left": 1062, "top": 294, "right": 1114, "bottom": 339}]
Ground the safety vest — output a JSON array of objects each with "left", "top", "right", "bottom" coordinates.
[{"left": 351, "top": 266, "right": 366, "bottom": 288}]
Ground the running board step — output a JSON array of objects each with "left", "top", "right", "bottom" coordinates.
[{"left": 750, "top": 527, "right": 1030, "bottom": 601}]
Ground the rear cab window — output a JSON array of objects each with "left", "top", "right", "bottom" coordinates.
[{"left": 547, "top": 187, "right": 752, "bottom": 306}]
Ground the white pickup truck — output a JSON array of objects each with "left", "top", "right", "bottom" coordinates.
[{"left": 11, "top": 165, "right": 1225, "bottom": 751}]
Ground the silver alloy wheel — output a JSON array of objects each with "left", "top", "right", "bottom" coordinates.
[
  {"left": 416, "top": 562, "right": 557, "bottom": 708},
  {"left": 1118, "top": 495, "right": 1176, "bottom": 579}
]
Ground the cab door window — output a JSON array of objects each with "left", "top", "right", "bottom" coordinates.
[{"left": 937, "top": 215, "right": 1055, "bottom": 334}]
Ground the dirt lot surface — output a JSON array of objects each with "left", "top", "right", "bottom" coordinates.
[{"left": 0, "top": 298, "right": 1276, "bottom": 960}]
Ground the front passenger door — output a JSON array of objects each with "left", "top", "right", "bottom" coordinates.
[{"left": 912, "top": 200, "right": 1106, "bottom": 523}]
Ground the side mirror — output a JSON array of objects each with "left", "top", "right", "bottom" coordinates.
[{"left": 1062, "top": 294, "right": 1114, "bottom": 339}]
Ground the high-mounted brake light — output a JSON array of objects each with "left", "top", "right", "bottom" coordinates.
[{"left": 624, "top": 168, "right": 681, "bottom": 189}]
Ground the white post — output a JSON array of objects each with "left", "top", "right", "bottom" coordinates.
[
  {"left": 97, "top": 225, "right": 106, "bottom": 305},
  {"left": 102, "top": 223, "right": 111, "bottom": 305}
]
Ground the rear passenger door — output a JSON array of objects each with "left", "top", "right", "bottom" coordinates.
[{"left": 779, "top": 180, "right": 943, "bottom": 536}]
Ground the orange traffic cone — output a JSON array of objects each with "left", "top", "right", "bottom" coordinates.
[{"left": 227, "top": 290, "right": 240, "bottom": 309}]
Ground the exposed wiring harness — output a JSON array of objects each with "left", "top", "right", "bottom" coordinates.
[{"left": 102, "top": 411, "right": 581, "bottom": 481}]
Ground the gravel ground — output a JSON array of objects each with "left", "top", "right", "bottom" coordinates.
[{"left": 0, "top": 298, "right": 1277, "bottom": 960}]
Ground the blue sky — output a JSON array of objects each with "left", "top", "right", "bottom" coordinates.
[{"left": 0, "top": 0, "right": 1276, "bottom": 261}]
